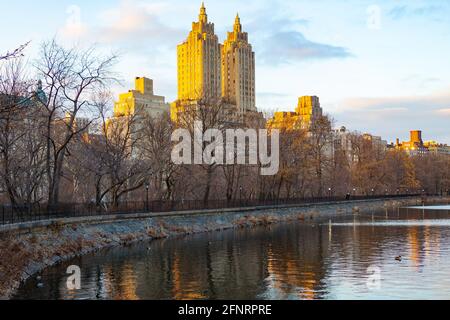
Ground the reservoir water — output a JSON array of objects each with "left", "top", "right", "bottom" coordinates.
[{"left": 13, "top": 205, "right": 450, "bottom": 300}]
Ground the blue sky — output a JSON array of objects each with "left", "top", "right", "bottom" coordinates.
[{"left": 1, "top": 0, "right": 450, "bottom": 143}]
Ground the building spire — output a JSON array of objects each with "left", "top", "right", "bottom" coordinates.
[
  {"left": 234, "top": 12, "right": 242, "bottom": 33},
  {"left": 199, "top": 2, "right": 207, "bottom": 23}
]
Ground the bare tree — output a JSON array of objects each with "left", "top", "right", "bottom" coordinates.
[
  {"left": 0, "top": 59, "right": 46, "bottom": 206},
  {"left": 174, "top": 95, "right": 229, "bottom": 203},
  {"left": 35, "top": 40, "right": 118, "bottom": 206},
  {"left": 307, "top": 115, "right": 333, "bottom": 197},
  {"left": 139, "top": 112, "right": 179, "bottom": 200},
  {"left": 0, "top": 42, "right": 30, "bottom": 61},
  {"left": 74, "top": 94, "right": 149, "bottom": 208}
]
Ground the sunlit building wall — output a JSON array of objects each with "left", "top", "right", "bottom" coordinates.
[
  {"left": 266, "top": 96, "right": 323, "bottom": 131},
  {"left": 222, "top": 14, "right": 256, "bottom": 116},
  {"left": 296, "top": 96, "right": 323, "bottom": 129},
  {"left": 266, "top": 111, "right": 300, "bottom": 131},
  {"left": 395, "top": 130, "right": 429, "bottom": 156},
  {"left": 114, "top": 77, "right": 170, "bottom": 118},
  {"left": 177, "top": 3, "right": 222, "bottom": 102}
]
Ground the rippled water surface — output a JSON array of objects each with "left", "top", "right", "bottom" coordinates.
[{"left": 13, "top": 205, "right": 450, "bottom": 300}]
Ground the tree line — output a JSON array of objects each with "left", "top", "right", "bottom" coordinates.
[{"left": 1, "top": 41, "right": 449, "bottom": 210}]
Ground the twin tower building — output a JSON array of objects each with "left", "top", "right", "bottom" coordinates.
[
  {"left": 114, "top": 3, "right": 322, "bottom": 130},
  {"left": 173, "top": 3, "right": 257, "bottom": 121}
]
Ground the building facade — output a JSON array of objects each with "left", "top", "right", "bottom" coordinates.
[
  {"left": 222, "top": 14, "right": 256, "bottom": 115},
  {"left": 395, "top": 130, "right": 429, "bottom": 156},
  {"left": 267, "top": 96, "right": 324, "bottom": 131},
  {"left": 266, "top": 111, "right": 300, "bottom": 131},
  {"left": 296, "top": 96, "right": 323, "bottom": 129},
  {"left": 173, "top": 4, "right": 261, "bottom": 124},
  {"left": 424, "top": 141, "right": 450, "bottom": 155},
  {"left": 177, "top": 3, "right": 222, "bottom": 102},
  {"left": 114, "top": 77, "right": 170, "bottom": 118}
]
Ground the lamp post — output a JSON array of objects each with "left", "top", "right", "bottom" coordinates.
[
  {"left": 239, "top": 186, "right": 243, "bottom": 204},
  {"left": 328, "top": 187, "right": 332, "bottom": 199},
  {"left": 371, "top": 189, "right": 375, "bottom": 197},
  {"left": 145, "top": 182, "right": 150, "bottom": 211}
]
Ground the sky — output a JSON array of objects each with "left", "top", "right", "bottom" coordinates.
[{"left": 1, "top": 0, "right": 450, "bottom": 143}]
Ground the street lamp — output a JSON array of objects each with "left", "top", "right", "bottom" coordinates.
[
  {"left": 328, "top": 187, "right": 332, "bottom": 198},
  {"left": 145, "top": 182, "right": 150, "bottom": 211},
  {"left": 239, "top": 186, "right": 243, "bottom": 202}
]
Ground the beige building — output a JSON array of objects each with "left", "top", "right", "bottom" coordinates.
[
  {"left": 423, "top": 141, "right": 450, "bottom": 155},
  {"left": 109, "top": 77, "right": 169, "bottom": 158},
  {"left": 222, "top": 14, "right": 256, "bottom": 115},
  {"left": 296, "top": 96, "right": 323, "bottom": 129},
  {"left": 177, "top": 3, "right": 222, "bottom": 102},
  {"left": 267, "top": 96, "right": 324, "bottom": 131},
  {"left": 266, "top": 111, "right": 300, "bottom": 131},
  {"left": 173, "top": 4, "right": 261, "bottom": 124},
  {"left": 114, "top": 77, "right": 170, "bottom": 119}
]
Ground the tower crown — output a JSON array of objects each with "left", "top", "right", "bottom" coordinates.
[
  {"left": 199, "top": 2, "right": 207, "bottom": 23},
  {"left": 234, "top": 13, "right": 242, "bottom": 33}
]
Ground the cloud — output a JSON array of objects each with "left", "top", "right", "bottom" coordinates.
[
  {"left": 59, "top": 5, "right": 88, "bottom": 40},
  {"left": 97, "top": 0, "right": 183, "bottom": 45},
  {"left": 332, "top": 88, "right": 450, "bottom": 143},
  {"left": 58, "top": 0, "right": 184, "bottom": 51},
  {"left": 242, "top": 8, "right": 351, "bottom": 65},
  {"left": 259, "top": 31, "right": 352, "bottom": 65},
  {"left": 388, "top": 4, "right": 447, "bottom": 20},
  {"left": 436, "top": 108, "right": 450, "bottom": 116}
]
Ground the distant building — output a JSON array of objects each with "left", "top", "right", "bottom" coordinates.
[
  {"left": 332, "top": 127, "right": 388, "bottom": 163},
  {"left": 266, "top": 111, "right": 300, "bottom": 131},
  {"left": 114, "top": 77, "right": 170, "bottom": 119},
  {"left": 395, "top": 130, "right": 429, "bottom": 156},
  {"left": 363, "top": 133, "right": 387, "bottom": 150},
  {"left": 296, "top": 96, "right": 323, "bottom": 129},
  {"left": 267, "top": 96, "right": 323, "bottom": 131},
  {"left": 333, "top": 126, "right": 354, "bottom": 161},
  {"left": 423, "top": 140, "right": 450, "bottom": 156}
]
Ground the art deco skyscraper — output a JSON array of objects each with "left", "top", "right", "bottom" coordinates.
[
  {"left": 222, "top": 14, "right": 256, "bottom": 114},
  {"left": 177, "top": 3, "right": 222, "bottom": 101}
]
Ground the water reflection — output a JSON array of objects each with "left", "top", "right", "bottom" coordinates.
[{"left": 13, "top": 207, "right": 450, "bottom": 300}]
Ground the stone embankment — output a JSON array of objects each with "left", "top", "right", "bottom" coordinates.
[{"left": 0, "top": 196, "right": 448, "bottom": 299}]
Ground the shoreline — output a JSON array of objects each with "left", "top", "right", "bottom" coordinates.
[{"left": 1, "top": 196, "right": 447, "bottom": 299}]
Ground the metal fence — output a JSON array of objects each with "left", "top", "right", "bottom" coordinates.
[{"left": 0, "top": 194, "right": 422, "bottom": 226}]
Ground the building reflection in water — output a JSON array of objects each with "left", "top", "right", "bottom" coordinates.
[{"left": 12, "top": 206, "right": 450, "bottom": 300}]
